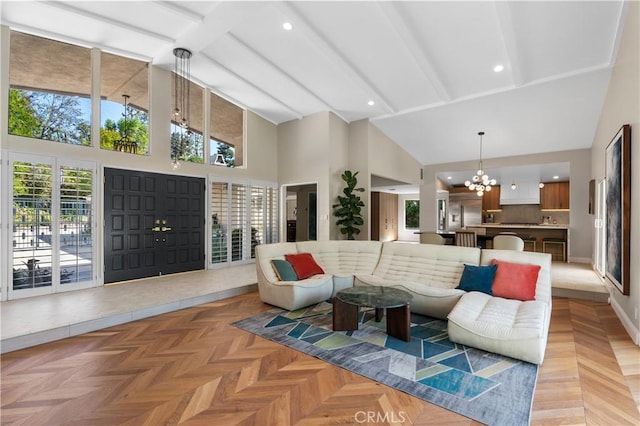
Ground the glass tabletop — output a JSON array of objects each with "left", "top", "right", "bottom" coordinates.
[{"left": 335, "top": 286, "right": 412, "bottom": 309}]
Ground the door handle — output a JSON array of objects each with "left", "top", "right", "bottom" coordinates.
[
  {"left": 161, "top": 226, "right": 172, "bottom": 232},
  {"left": 151, "top": 226, "right": 161, "bottom": 232}
]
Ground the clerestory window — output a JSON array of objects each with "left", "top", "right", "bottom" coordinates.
[{"left": 8, "top": 31, "right": 91, "bottom": 146}]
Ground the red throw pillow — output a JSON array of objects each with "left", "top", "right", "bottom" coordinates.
[
  {"left": 284, "top": 253, "right": 325, "bottom": 279},
  {"left": 491, "top": 259, "right": 541, "bottom": 301}
]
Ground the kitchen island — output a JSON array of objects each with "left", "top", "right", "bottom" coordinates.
[{"left": 471, "top": 224, "right": 569, "bottom": 261}]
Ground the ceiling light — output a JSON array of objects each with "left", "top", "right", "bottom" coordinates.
[
  {"left": 283, "top": 22, "right": 293, "bottom": 31},
  {"left": 493, "top": 64, "right": 504, "bottom": 73},
  {"left": 539, "top": 182, "right": 545, "bottom": 188},
  {"left": 447, "top": 176, "right": 452, "bottom": 180},
  {"left": 367, "top": 100, "right": 375, "bottom": 106},
  {"left": 511, "top": 182, "right": 517, "bottom": 190},
  {"left": 171, "top": 47, "right": 193, "bottom": 168},
  {"left": 553, "top": 175, "right": 559, "bottom": 180},
  {"left": 464, "top": 131, "right": 496, "bottom": 197}
]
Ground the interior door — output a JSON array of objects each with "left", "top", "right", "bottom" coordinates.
[{"left": 104, "top": 168, "right": 204, "bottom": 283}]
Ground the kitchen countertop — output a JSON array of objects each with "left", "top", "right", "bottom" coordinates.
[{"left": 477, "top": 224, "right": 569, "bottom": 229}]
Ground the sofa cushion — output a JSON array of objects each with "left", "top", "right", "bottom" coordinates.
[
  {"left": 491, "top": 259, "right": 540, "bottom": 301},
  {"left": 456, "top": 264, "right": 497, "bottom": 295},
  {"left": 271, "top": 259, "right": 298, "bottom": 281},
  {"left": 285, "top": 253, "right": 325, "bottom": 279},
  {"left": 447, "top": 291, "right": 548, "bottom": 364},
  {"left": 296, "top": 240, "right": 382, "bottom": 276},
  {"left": 373, "top": 243, "right": 481, "bottom": 289},
  {"left": 479, "top": 249, "right": 551, "bottom": 304}
]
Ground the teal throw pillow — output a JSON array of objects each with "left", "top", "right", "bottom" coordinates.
[
  {"left": 271, "top": 259, "right": 298, "bottom": 281},
  {"left": 456, "top": 264, "right": 498, "bottom": 295}
]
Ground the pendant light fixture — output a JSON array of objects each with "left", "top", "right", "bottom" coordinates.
[
  {"left": 464, "top": 131, "right": 497, "bottom": 196},
  {"left": 171, "top": 47, "right": 193, "bottom": 169},
  {"left": 113, "top": 94, "right": 138, "bottom": 154}
]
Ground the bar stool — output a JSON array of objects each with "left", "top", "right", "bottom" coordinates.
[
  {"left": 518, "top": 235, "right": 537, "bottom": 252},
  {"left": 542, "top": 237, "right": 566, "bottom": 261}
]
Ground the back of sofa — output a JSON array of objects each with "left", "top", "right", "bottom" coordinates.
[
  {"left": 296, "top": 240, "right": 383, "bottom": 276},
  {"left": 373, "top": 242, "right": 481, "bottom": 289},
  {"left": 255, "top": 242, "right": 298, "bottom": 284},
  {"left": 479, "top": 249, "right": 552, "bottom": 305}
]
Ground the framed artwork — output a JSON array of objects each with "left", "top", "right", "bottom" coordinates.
[{"left": 605, "top": 124, "right": 631, "bottom": 295}]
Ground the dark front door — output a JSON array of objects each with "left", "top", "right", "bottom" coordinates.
[{"left": 104, "top": 168, "right": 205, "bottom": 283}]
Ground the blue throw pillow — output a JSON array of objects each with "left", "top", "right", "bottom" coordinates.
[
  {"left": 456, "top": 264, "right": 498, "bottom": 295},
  {"left": 271, "top": 259, "right": 298, "bottom": 281}
]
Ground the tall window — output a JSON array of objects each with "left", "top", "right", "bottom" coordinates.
[
  {"left": 100, "top": 52, "right": 149, "bottom": 155},
  {"left": 9, "top": 31, "right": 91, "bottom": 146},
  {"left": 210, "top": 180, "right": 277, "bottom": 266},
  {"left": 11, "top": 155, "right": 96, "bottom": 298},
  {"left": 405, "top": 200, "right": 420, "bottom": 229},
  {"left": 171, "top": 76, "right": 204, "bottom": 163},
  {"left": 209, "top": 92, "right": 243, "bottom": 167}
]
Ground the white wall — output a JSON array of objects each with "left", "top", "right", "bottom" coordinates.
[
  {"left": 591, "top": 1, "right": 639, "bottom": 343},
  {"left": 421, "top": 149, "right": 593, "bottom": 261}
]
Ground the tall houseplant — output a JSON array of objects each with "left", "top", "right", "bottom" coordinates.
[{"left": 333, "top": 170, "right": 365, "bottom": 240}]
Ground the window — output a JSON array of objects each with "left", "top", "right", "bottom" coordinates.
[
  {"left": 210, "top": 180, "right": 277, "bottom": 266},
  {"left": 9, "top": 31, "right": 91, "bottom": 146},
  {"left": 100, "top": 52, "right": 149, "bottom": 155},
  {"left": 171, "top": 75, "right": 204, "bottom": 163},
  {"left": 405, "top": 200, "right": 420, "bottom": 229},
  {"left": 11, "top": 154, "right": 96, "bottom": 298},
  {"left": 209, "top": 92, "right": 243, "bottom": 167}
]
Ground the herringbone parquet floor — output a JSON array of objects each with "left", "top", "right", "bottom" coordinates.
[{"left": 1, "top": 292, "right": 639, "bottom": 425}]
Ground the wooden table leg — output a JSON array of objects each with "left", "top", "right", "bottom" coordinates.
[
  {"left": 386, "top": 304, "right": 411, "bottom": 342},
  {"left": 333, "top": 298, "right": 359, "bottom": 331}
]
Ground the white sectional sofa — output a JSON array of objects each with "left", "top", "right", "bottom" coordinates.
[{"left": 255, "top": 240, "right": 552, "bottom": 364}]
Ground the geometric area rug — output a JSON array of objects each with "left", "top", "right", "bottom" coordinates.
[{"left": 233, "top": 302, "right": 539, "bottom": 426}]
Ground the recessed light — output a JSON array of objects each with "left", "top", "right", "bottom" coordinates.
[
  {"left": 447, "top": 176, "right": 452, "bottom": 180},
  {"left": 367, "top": 100, "right": 375, "bottom": 106},
  {"left": 283, "top": 22, "right": 293, "bottom": 31},
  {"left": 493, "top": 64, "right": 504, "bottom": 73},
  {"left": 553, "top": 175, "right": 559, "bottom": 180}
]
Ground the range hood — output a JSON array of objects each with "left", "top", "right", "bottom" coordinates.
[{"left": 500, "top": 181, "right": 540, "bottom": 205}]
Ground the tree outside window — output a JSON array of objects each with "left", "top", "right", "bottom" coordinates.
[
  {"left": 9, "top": 31, "right": 92, "bottom": 146},
  {"left": 405, "top": 200, "right": 420, "bottom": 229}
]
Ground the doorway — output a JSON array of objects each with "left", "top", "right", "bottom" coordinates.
[
  {"left": 282, "top": 183, "right": 317, "bottom": 242},
  {"left": 104, "top": 168, "right": 205, "bottom": 283}
]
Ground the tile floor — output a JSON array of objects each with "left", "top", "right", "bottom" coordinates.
[{"left": 1, "top": 261, "right": 608, "bottom": 354}]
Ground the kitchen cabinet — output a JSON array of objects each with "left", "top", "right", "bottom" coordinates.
[
  {"left": 482, "top": 185, "right": 501, "bottom": 211},
  {"left": 371, "top": 192, "right": 398, "bottom": 241},
  {"left": 540, "top": 182, "right": 570, "bottom": 210}
]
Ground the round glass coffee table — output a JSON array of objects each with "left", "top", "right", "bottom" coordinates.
[{"left": 333, "top": 286, "right": 413, "bottom": 342}]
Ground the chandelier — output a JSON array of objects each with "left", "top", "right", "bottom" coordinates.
[
  {"left": 464, "top": 131, "right": 496, "bottom": 196},
  {"left": 113, "top": 94, "right": 138, "bottom": 154},
  {"left": 171, "top": 47, "right": 193, "bottom": 170}
]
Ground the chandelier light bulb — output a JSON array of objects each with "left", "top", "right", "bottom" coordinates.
[
  {"left": 465, "top": 131, "right": 497, "bottom": 196},
  {"left": 171, "top": 159, "right": 181, "bottom": 170}
]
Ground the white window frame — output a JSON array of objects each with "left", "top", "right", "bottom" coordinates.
[{"left": 6, "top": 152, "right": 98, "bottom": 300}]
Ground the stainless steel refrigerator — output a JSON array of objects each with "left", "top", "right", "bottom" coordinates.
[{"left": 448, "top": 198, "right": 482, "bottom": 230}]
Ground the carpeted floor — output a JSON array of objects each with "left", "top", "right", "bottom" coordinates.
[{"left": 234, "top": 302, "right": 539, "bottom": 426}]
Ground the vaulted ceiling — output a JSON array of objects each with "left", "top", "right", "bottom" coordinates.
[{"left": 1, "top": 1, "right": 627, "bottom": 167}]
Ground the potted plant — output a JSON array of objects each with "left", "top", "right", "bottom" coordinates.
[{"left": 333, "top": 170, "right": 365, "bottom": 240}]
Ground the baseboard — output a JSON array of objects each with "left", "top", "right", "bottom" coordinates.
[
  {"left": 567, "top": 256, "right": 591, "bottom": 264},
  {"left": 610, "top": 296, "right": 640, "bottom": 346}
]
